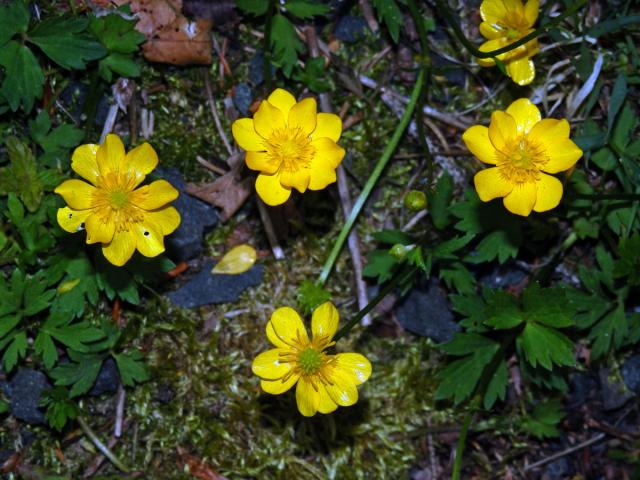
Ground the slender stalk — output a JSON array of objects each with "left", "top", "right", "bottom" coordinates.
[
  {"left": 263, "top": 0, "right": 276, "bottom": 92},
  {"left": 451, "top": 398, "right": 478, "bottom": 480},
  {"left": 435, "top": 0, "right": 587, "bottom": 59},
  {"left": 318, "top": 69, "right": 425, "bottom": 285},
  {"left": 78, "top": 416, "right": 129, "bottom": 472}
]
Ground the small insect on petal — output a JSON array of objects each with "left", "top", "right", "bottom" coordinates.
[{"left": 212, "top": 244, "right": 257, "bottom": 275}]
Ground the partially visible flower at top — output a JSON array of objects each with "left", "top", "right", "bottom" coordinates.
[
  {"left": 476, "top": 0, "right": 540, "bottom": 86},
  {"left": 232, "top": 88, "right": 345, "bottom": 206},
  {"left": 54, "top": 134, "right": 181, "bottom": 266},
  {"left": 462, "top": 98, "right": 582, "bottom": 216},
  {"left": 252, "top": 302, "right": 371, "bottom": 417}
]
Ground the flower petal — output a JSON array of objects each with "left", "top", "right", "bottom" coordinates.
[
  {"left": 71, "top": 144, "right": 100, "bottom": 186},
  {"left": 296, "top": 377, "right": 320, "bottom": 416},
  {"left": 279, "top": 169, "right": 310, "bottom": 193},
  {"left": 312, "top": 113, "right": 342, "bottom": 142},
  {"left": 96, "top": 134, "right": 126, "bottom": 176},
  {"left": 503, "top": 181, "right": 537, "bottom": 216},
  {"left": 267, "top": 89, "right": 297, "bottom": 117},
  {"left": 254, "top": 99, "right": 286, "bottom": 139},
  {"left": 480, "top": 0, "right": 507, "bottom": 23},
  {"left": 54, "top": 179, "right": 96, "bottom": 210},
  {"left": 542, "top": 138, "right": 583, "bottom": 174},
  {"left": 266, "top": 306, "right": 309, "bottom": 348},
  {"left": 524, "top": 0, "right": 539, "bottom": 26},
  {"left": 145, "top": 206, "right": 181, "bottom": 235},
  {"left": 252, "top": 349, "right": 292, "bottom": 380},
  {"left": 101, "top": 230, "right": 136, "bottom": 266},
  {"left": 533, "top": 174, "right": 563, "bottom": 212},
  {"left": 56, "top": 207, "right": 92, "bottom": 234},
  {"left": 506, "top": 98, "right": 541, "bottom": 135},
  {"left": 325, "top": 367, "right": 359, "bottom": 407},
  {"left": 246, "top": 151, "right": 278, "bottom": 174},
  {"left": 287, "top": 97, "right": 317, "bottom": 135},
  {"left": 260, "top": 373, "right": 299, "bottom": 395},
  {"left": 528, "top": 119, "right": 570, "bottom": 143},
  {"left": 255, "top": 173, "right": 291, "bottom": 206},
  {"left": 479, "top": 21, "right": 503, "bottom": 39},
  {"left": 133, "top": 222, "right": 165, "bottom": 258},
  {"left": 307, "top": 138, "right": 344, "bottom": 190},
  {"left": 125, "top": 142, "right": 159, "bottom": 187},
  {"left": 317, "top": 384, "right": 339, "bottom": 414},
  {"left": 477, "top": 38, "right": 506, "bottom": 66},
  {"left": 506, "top": 56, "right": 536, "bottom": 86},
  {"left": 311, "top": 301, "right": 339, "bottom": 342},
  {"left": 474, "top": 167, "right": 514, "bottom": 201},
  {"left": 334, "top": 353, "right": 372, "bottom": 385},
  {"left": 232, "top": 118, "right": 266, "bottom": 151},
  {"left": 489, "top": 111, "right": 517, "bottom": 153},
  {"left": 85, "top": 214, "right": 115, "bottom": 244},
  {"left": 131, "top": 180, "right": 179, "bottom": 210},
  {"left": 462, "top": 125, "right": 499, "bottom": 165}
]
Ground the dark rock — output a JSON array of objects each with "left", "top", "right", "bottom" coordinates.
[
  {"left": 155, "top": 383, "right": 176, "bottom": 404},
  {"left": 9, "top": 369, "right": 50, "bottom": 424},
  {"left": 334, "top": 15, "right": 368, "bottom": 43},
  {"left": 155, "top": 168, "right": 219, "bottom": 262},
  {"left": 621, "top": 355, "right": 640, "bottom": 394},
  {"left": 249, "top": 52, "right": 265, "bottom": 86},
  {"left": 89, "top": 358, "right": 120, "bottom": 396},
  {"left": 544, "top": 456, "right": 571, "bottom": 480},
  {"left": 479, "top": 263, "right": 528, "bottom": 289},
  {"left": 599, "top": 368, "right": 634, "bottom": 411},
  {"left": 0, "top": 450, "right": 13, "bottom": 465},
  {"left": 395, "top": 278, "right": 459, "bottom": 343},
  {"left": 168, "top": 261, "right": 263, "bottom": 308},
  {"left": 233, "top": 83, "right": 253, "bottom": 116},
  {"left": 568, "top": 372, "right": 598, "bottom": 407}
]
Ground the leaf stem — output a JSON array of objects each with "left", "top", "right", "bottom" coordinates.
[{"left": 451, "top": 397, "right": 478, "bottom": 480}]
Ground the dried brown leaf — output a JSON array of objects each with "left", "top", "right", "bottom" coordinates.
[{"left": 186, "top": 172, "right": 252, "bottom": 221}]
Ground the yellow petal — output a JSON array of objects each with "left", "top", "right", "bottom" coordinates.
[
  {"left": 533, "top": 174, "right": 563, "bottom": 212},
  {"left": 255, "top": 173, "right": 291, "bottom": 206},
  {"left": 260, "top": 373, "right": 299, "bottom": 395},
  {"left": 252, "top": 348, "right": 291, "bottom": 380},
  {"left": 71, "top": 144, "right": 100, "bottom": 186},
  {"left": 542, "top": 139, "right": 583, "bottom": 174},
  {"left": 489, "top": 111, "right": 517, "bottom": 153},
  {"left": 477, "top": 38, "right": 508, "bottom": 66},
  {"left": 131, "top": 180, "right": 179, "bottom": 210},
  {"left": 524, "top": 0, "right": 539, "bottom": 26},
  {"left": 246, "top": 151, "right": 278, "bottom": 174},
  {"left": 311, "top": 301, "right": 339, "bottom": 342},
  {"left": 133, "top": 222, "right": 165, "bottom": 258},
  {"left": 334, "top": 353, "right": 372, "bottom": 385},
  {"left": 506, "top": 98, "right": 541, "bottom": 135},
  {"left": 85, "top": 214, "right": 115, "bottom": 244},
  {"left": 317, "top": 384, "right": 339, "bottom": 414},
  {"left": 308, "top": 166, "right": 336, "bottom": 191},
  {"left": 145, "top": 206, "right": 181, "bottom": 235},
  {"left": 232, "top": 118, "right": 266, "bottom": 151},
  {"left": 479, "top": 22, "right": 503, "bottom": 39},
  {"left": 56, "top": 207, "right": 92, "bottom": 234},
  {"left": 279, "top": 169, "right": 310, "bottom": 193},
  {"left": 503, "top": 181, "right": 537, "bottom": 216},
  {"left": 125, "top": 143, "right": 159, "bottom": 187},
  {"left": 267, "top": 88, "right": 297, "bottom": 117},
  {"left": 506, "top": 56, "right": 536, "bottom": 86},
  {"left": 462, "top": 125, "right": 499, "bottom": 165},
  {"left": 528, "top": 119, "right": 570, "bottom": 143},
  {"left": 480, "top": 0, "right": 507, "bottom": 23},
  {"left": 212, "top": 244, "right": 257, "bottom": 274},
  {"left": 325, "top": 367, "right": 358, "bottom": 407},
  {"left": 474, "top": 167, "right": 514, "bottom": 201},
  {"left": 296, "top": 376, "right": 320, "bottom": 416},
  {"left": 312, "top": 113, "right": 342, "bottom": 142},
  {"left": 101, "top": 230, "right": 136, "bottom": 266},
  {"left": 96, "top": 134, "right": 126, "bottom": 176},
  {"left": 266, "top": 306, "right": 309, "bottom": 348},
  {"left": 287, "top": 97, "right": 317, "bottom": 135},
  {"left": 254, "top": 99, "right": 286, "bottom": 139},
  {"left": 54, "top": 179, "right": 96, "bottom": 210},
  {"left": 308, "top": 138, "right": 344, "bottom": 191}
]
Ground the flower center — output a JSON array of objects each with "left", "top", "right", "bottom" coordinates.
[
  {"left": 298, "top": 348, "right": 322, "bottom": 375},
  {"left": 109, "top": 190, "right": 130, "bottom": 209},
  {"left": 265, "top": 127, "right": 315, "bottom": 173},
  {"left": 91, "top": 173, "right": 144, "bottom": 232},
  {"left": 498, "top": 137, "right": 548, "bottom": 184}
]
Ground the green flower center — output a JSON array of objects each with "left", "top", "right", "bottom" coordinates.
[
  {"left": 298, "top": 348, "right": 322, "bottom": 375},
  {"left": 109, "top": 190, "right": 130, "bottom": 209}
]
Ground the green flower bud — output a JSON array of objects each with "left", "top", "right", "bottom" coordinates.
[
  {"left": 389, "top": 243, "right": 414, "bottom": 259},
  {"left": 404, "top": 190, "right": 427, "bottom": 211}
]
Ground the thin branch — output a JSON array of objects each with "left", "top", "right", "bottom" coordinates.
[
  {"left": 203, "top": 68, "right": 234, "bottom": 156},
  {"left": 78, "top": 416, "right": 129, "bottom": 473}
]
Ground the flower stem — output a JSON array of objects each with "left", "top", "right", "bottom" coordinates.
[
  {"left": 263, "top": 0, "right": 276, "bottom": 92},
  {"left": 318, "top": 69, "right": 426, "bottom": 286},
  {"left": 435, "top": 0, "right": 587, "bottom": 59},
  {"left": 78, "top": 416, "right": 129, "bottom": 472},
  {"left": 451, "top": 397, "right": 478, "bottom": 480}
]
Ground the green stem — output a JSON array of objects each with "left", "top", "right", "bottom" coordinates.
[
  {"left": 435, "top": 0, "right": 587, "bottom": 59},
  {"left": 452, "top": 397, "right": 478, "bottom": 480},
  {"left": 318, "top": 69, "right": 425, "bottom": 285},
  {"left": 263, "top": 0, "right": 276, "bottom": 92},
  {"left": 78, "top": 416, "right": 129, "bottom": 472}
]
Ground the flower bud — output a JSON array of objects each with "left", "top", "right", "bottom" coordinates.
[
  {"left": 389, "top": 243, "right": 414, "bottom": 259},
  {"left": 404, "top": 190, "right": 427, "bottom": 211}
]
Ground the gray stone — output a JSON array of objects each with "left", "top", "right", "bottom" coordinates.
[
  {"left": 621, "top": 355, "right": 640, "bottom": 394},
  {"left": 233, "top": 83, "right": 253, "bottom": 116},
  {"left": 89, "top": 358, "right": 119, "bottom": 396},
  {"left": 599, "top": 368, "right": 634, "bottom": 411},
  {"left": 395, "top": 278, "right": 459, "bottom": 343},
  {"left": 9, "top": 369, "right": 50, "bottom": 424},
  {"left": 167, "top": 261, "right": 263, "bottom": 308},
  {"left": 155, "top": 168, "right": 218, "bottom": 262},
  {"left": 334, "top": 15, "right": 368, "bottom": 43}
]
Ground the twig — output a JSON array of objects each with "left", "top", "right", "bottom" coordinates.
[
  {"left": 358, "top": 0, "right": 379, "bottom": 32},
  {"left": 203, "top": 68, "right": 234, "bottom": 156},
  {"left": 99, "top": 105, "right": 118, "bottom": 143},
  {"left": 402, "top": 210, "right": 428, "bottom": 232},
  {"left": 523, "top": 434, "right": 606, "bottom": 472},
  {"left": 114, "top": 384, "right": 125, "bottom": 438},
  {"left": 77, "top": 416, "right": 129, "bottom": 473},
  {"left": 196, "top": 155, "right": 228, "bottom": 175},
  {"left": 256, "top": 199, "right": 285, "bottom": 260}
]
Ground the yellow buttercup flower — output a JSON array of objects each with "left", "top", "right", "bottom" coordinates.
[
  {"left": 477, "top": 0, "right": 540, "bottom": 85},
  {"left": 54, "top": 134, "right": 181, "bottom": 266},
  {"left": 232, "top": 88, "right": 345, "bottom": 206},
  {"left": 462, "top": 98, "right": 582, "bottom": 216},
  {"left": 252, "top": 302, "right": 372, "bottom": 417}
]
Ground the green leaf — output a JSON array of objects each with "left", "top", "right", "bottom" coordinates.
[
  {"left": 297, "top": 280, "right": 331, "bottom": 316},
  {"left": 614, "top": 234, "right": 640, "bottom": 286},
  {"left": 7, "top": 193, "right": 25, "bottom": 224},
  {"left": 521, "top": 399, "right": 564, "bottom": 439},
  {"left": 0, "top": 40, "right": 44, "bottom": 112},
  {"left": 0, "top": 137, "right": 43, "bottom": 211},
  {"left": 440, "top": 332, "right": 497, "bottom": 356},
  {"left": 591, "top": 147, "right": 617, "bottom": 171},
  {"left": 0, "top": 0, "right": 31, "bottom": 46},
  {"left": 0, "top": 399, "right": 8, "bottom": 414},
  {"left": 450, "top": 293, "right": 487, "bottom": 331},
  {"left": 270, "top": 14, "right": 302, "bottom": 76},
  {"left": 285, "top": 0, "right": 330, "bottom": 18},
  {"left": 589, "top": 303, "right": 628, "bottom": 359},
  {"left": 29, "top": 17, "right": 107, "bottom": 70},
  {"left": 439, "top": 262, "right": 476, "bottom": 295},
  {"left": 236, "top": 0, "right": 269, "bottom": 15},
  {"left": 485, "top": 290, "right": 522, "bottom": 329},
  {"left": 363, "top": 249, "right": 398, "bottom": 283},
  {"left": 611, "top": 104, "right": 636, "bottom": 152},
  {"left": 483, "top": 358, "right": 507, "bottom": 409},
  {"left": 518, "top": 323, "right": 574, "bottom": 370},
  {"left": 428, "top": 172, "right": 454, "bottom": 230},
  {"left": 372, "top": 0, "right": 402, "bottom": 43},
  {"left": 99, "top": 52, "right": 140, "bottom": 81},
  {"left": 41, "top": 386, "right": 79, "bottom": 431},
  {"left": 523, "top": 283, "right": 573, "bottom": 328},
  {"left": 432, "top": 233, "right": 475, "bottom": 259},
  {"left": 466, "top": 228, "right": 521, "bottom": 264},
  {"left": 0, "top": 316, "right": 20, "bottom": 339},
  {"left": 50, "top": 352, "right": 104, "bottom": 397},
  {"left": 608, "top": 74, "right": 627, "bottom": 132},
  {"left": 89, "top": 13, "right": 144, "bottom": 53},
  {"left": 3, "top": 331, "right": 27, "bottom": 372},
  {"left": 373, "top": 229, "right": 413, "bottom": 245},
  {"left": 34, "top": 331, "right": 57, "bottom": 370},
  {"left": 114, "top": 350, "right": 149, "bottom": 386}
]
